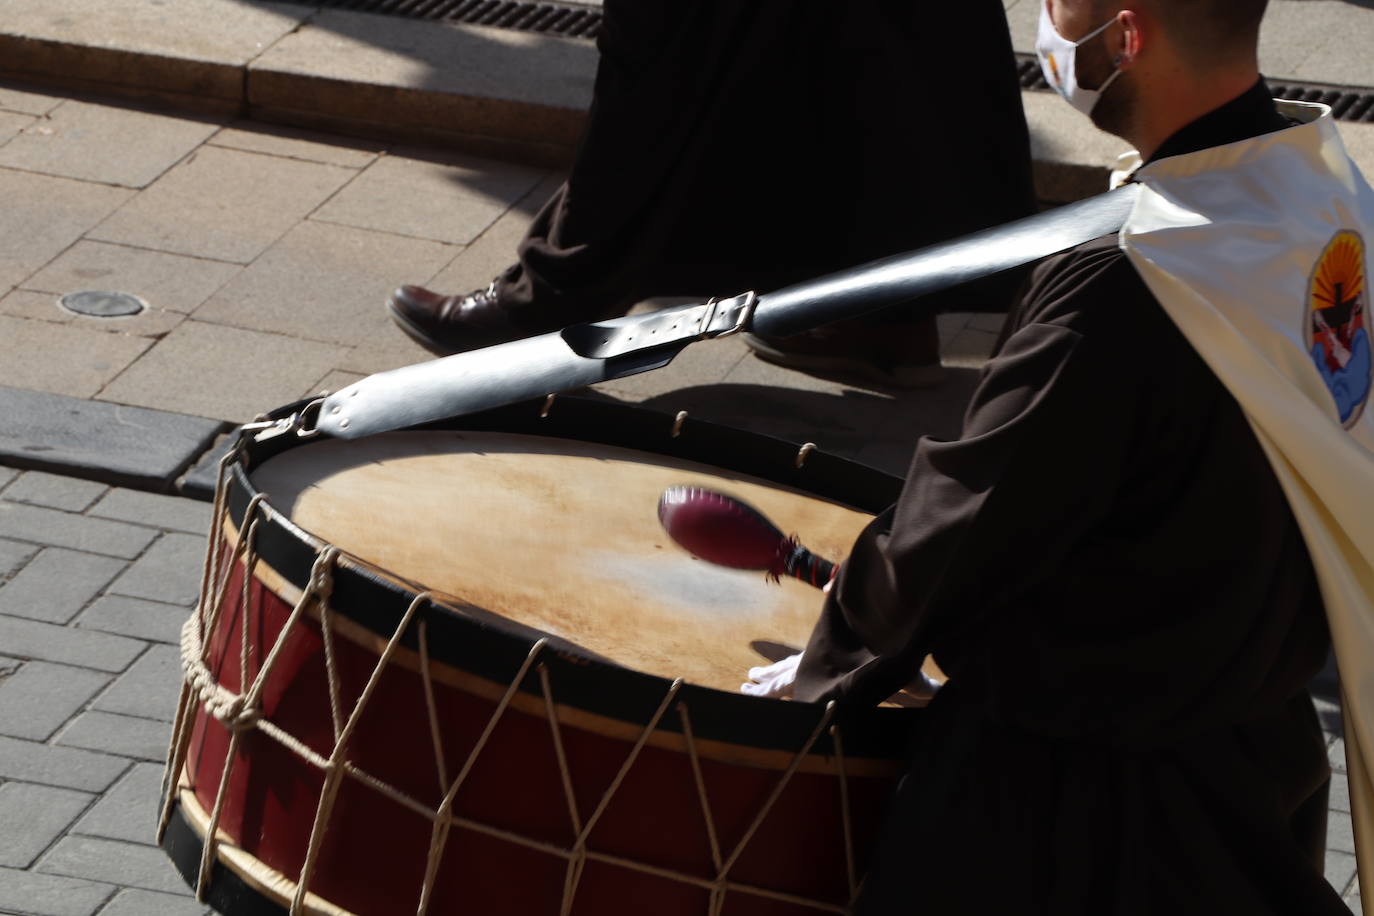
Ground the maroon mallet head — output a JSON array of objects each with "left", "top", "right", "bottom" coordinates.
[{"left": 657, "top": 486, "right": 786, "bottom": 572}]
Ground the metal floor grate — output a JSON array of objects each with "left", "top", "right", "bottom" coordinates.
[
  {"left": 1015, "top": 55, "right": 1374, "bottom": 123},
  {"left": 301, "top": 0, "right": 602, "bottom": 38}
]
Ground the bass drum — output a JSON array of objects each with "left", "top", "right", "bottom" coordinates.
[{"left": 159, "top": 395, "right": 921, "bottom": 916}]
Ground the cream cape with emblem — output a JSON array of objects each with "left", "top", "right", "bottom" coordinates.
[{"left": 1118, "top": 100, "right": 1373, "bottom": 909}]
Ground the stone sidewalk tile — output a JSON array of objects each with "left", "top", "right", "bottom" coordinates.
[
  {"left": 305, "top": 369, "right": 366, "bottom": 400},
  {"left": 0, "top": 735, "right": 129, "bottom": 792},
  {"left": 88, "top": 146, "right": 357, "bottom": 265},
  {"left": 1331, "top": 736, "right": 1348, "bottom": 774},
  {"left": 208, "top": 120, "right": 386, "bottom": 170},
  {"left": 0, "top": 537, "right": 39, "bottom": 580},
  {"left": 0, "top": 782, "right": 93, "bottom": 868},
  {"left": 335, "top": 318, "right": 440, "bottom": 375},
  {"left": 98, "top": 320, "right": 349, "bottom": 423},
  {"left": 0, "top": 85, "right": 63, "bottom": 117},
  {"left": 105, "top": 533, "right": 203, "bottom": 608},
  {"left": 1331, "top": 768, "right": 1350, "bottom": 813},
  {"left": 91, "top": 645, "right": 182, "bottom": 722},
  {"left": 311, "top": 148, "right": 544, "bottom": 246},
  {"left": 88, "top": 489, "right": 212, "bottom": 536},
  {"left": 0, "top": 864, "right": 114, "bottom": 916},
  {"left": 0, "top": 289, "right": 186, "bottom": 342},
  {"left": 23, "top": 240, "right": 242, "bottom": 316},
  {"left": 0, "top": 503, "right": 157, "bottom": 559},
  {"left": 0, "top": 316, "right": 153, "bottom": 399},
  {"left": 98, "top": 887, "right": 210, "bottom": 916},
  {"left": 71, "top": 762, "right": 163, "bottom": 846},
  {"left": 0, "top": 661, "right": 111, "bottom": 740},
  {"left": 1261, "top": 2, "right": 1369, "bottom": 85},
  {"left": 0, "top": 109, "right": 33, "bottom": 145},
  {"left": 1329, "top": 805, "right": 1357, "bottom": 855},
  {"left": 424, "top": 169, "right": 565, "bottom": 294},
  {"left": 0, "top": 100, "right": 222, "bottom": 189},
  {"left": 0, "top": 0, "right": 309, "bottom": 114},
  {"left": 0, "top": 615, "right": 145, "bottom": 672},
  {"left": 0, "top": 547, "right": 126, "bottom": 624},
  {"left": 1327, "top": 849, "right": 1359, "bottom": 897},
  {"left": 3, "top": 471, "right": 107, "bottom": 513},
  {"left": 0, "top": 168, "right": 131, "bottom": 295},
  {"left": 37, "top": 835, "right": 191, "bottom": 897},
  {"left": 55, "top": 711, "right": 172, "bottom": 764},
  {"left": 0, "top": 466, "right": 16, "bottom": 489},
  {"left": 194, "top": 220, "right": 454, "bottom": 347}
]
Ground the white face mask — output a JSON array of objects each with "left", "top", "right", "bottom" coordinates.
[{"left": 1036, "top": 1, "right": 1123, "bottom": 116}]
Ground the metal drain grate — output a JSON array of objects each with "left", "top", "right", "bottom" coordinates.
[
  {"left": 1015, "top": 54, "right": 1374, "bottom": 123},
  {"left": 301, "top": 0, "right": 602, "bottom": 38}
]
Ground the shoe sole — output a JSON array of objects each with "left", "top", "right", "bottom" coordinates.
[{"left": 742, "top": 333, "right": 946, "bottom": 390}]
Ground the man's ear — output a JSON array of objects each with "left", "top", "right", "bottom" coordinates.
[{"left": 1116, "top": 9, "right": 1143, "bottom": 69}]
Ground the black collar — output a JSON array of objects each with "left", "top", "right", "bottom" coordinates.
[{"left": 1147, "top": 78, "right": 1292, "bottom": 164}]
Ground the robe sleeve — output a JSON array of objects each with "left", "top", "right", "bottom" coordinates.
[{"left": 794, "top": 247, "right": 1151, "bottom": 707}]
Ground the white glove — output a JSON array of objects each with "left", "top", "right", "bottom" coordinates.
[{"left": 741, "top": 653, "right": 802, "bottom": 699}]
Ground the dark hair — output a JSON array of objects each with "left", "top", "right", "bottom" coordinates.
[{"left": 1102, "top": 0, "right": 1268, "bottom": 64}]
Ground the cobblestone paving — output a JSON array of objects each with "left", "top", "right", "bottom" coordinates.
[{"left": 0, "top": 465, "right": 1362, "bottom": 913}]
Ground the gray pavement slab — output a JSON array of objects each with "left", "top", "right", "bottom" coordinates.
[
  {"left": 0, "top": 386, "right": 227, "bottom": 492},
  {"left": 0, "top": 661, "right": 111, "bottom": 741},
  {"left": 0, "top": 781, "right": 93, "bottom": 868},
  {"left": 207, "top": 119, "right": 386, "bottom": 169},
  {"left": 71, "top": 761, "right": 162, "bottom": 846},
  {"left": 0, "top": 168, "right": 131, "bottom": 295},
  {"left": 0, "top": 538, "right": 40, "bottom": 581},
  {"left": 87, "top": 489, "right": 212, "bottom": 536},
  {"left": 194, "top": 219, "right": 455, "bottom": 347},
  {"left": 54, "top": 711, "right": 174, "bottom": 763},
  {"left": 0, "top": 735, "right": 129, "bottom": 793},
  {"left": 105, "top": 533, "right": 204, "bottom": 607},
  {"left": 98, "top": 888, "right": 211, "bottom": 916},
  {"left": 311, "top": 147, "right": 545, "bottom": 245},
  {"left": 0, "top": 503, "right": 157, "bottom": 560},
  {"left": 0, "top": 864, "right": 114, "bottom": 916},
  {"left": 89, "top": 644, "right": 182, "bottom": 722},
  {"left": 37, "top": 835, "right": 191, "bottom": 897},
  {"left": 76, "top": 594, "right": 189, "bottom": 645},
  {"left": 0, "top": 315, "right": 152, "bottom": 399},
  {"left": 0, "top": 614, "right": 145, "bottom": 672},
  {"left": 0, "top": 547, "right": 127, "bottom": 624},
  {"left": 3, "top": 472, "right": 108, "bottom": 513},
  {"left": 0, "top": 288, "right": 187, "bottom": 341},
  {"left": 0, "top": 99, "right": 221, "bottom": 189},
  {"left": 97, "top": 319, "right": 349, "bottom": 422},
  {"left": 0, "top": 108, "right": 33, "bottom": 145},
  {"left": 88, "top": 145, "right": 356, "bottom": 264},
  {"left": 0, "top": 83, "right": 64, "bottom": 117},
  {"left": 23, "top": 240, "right": 242, "bottom": 316}
]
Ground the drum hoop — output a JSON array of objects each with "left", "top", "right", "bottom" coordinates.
[{"left": 223, "top": 396, "right": 917, "bottom": 761}]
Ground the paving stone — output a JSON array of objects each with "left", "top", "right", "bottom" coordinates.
[
  {"left": 91, "top": 646, "right": 181, "bottom": 723},
  {"left": 176, "top": 432, "right": 236, "bottom": 503},
  {"left": 55, "top": 711, "right": 172, "bottom": 763},
  {"left": 0, "top": 615, "right": 144, "bottom": 672},
  {"left": 195, "top": 220, "right": 454, "bottom": 347},
  {"left": 88, "top": 489, "right": 212, "bottom": 536},
  {"left": 0, "top": 100, "right": 221, "bottom": 188},
  {"left": 97, "top": 888, "right": 210, "bottom": 916},
  {"left": 89, "top": 592, "right": 186, "bottom": 648},
  {"left": 208, "top": 120, "right": 384, "bottom": 169},
  {"left": 0, "top": 467, "right": 16, "bottom": 490},
  {"left": 71, "top": 762, "right": 163, "bottom": 846},
  {"left": 336, "top": 322, "right": 441, "bottom": 376},
  {"left": 0, "top": 661, "right": 111, "bottom": 740},
  {"left": 0, "top": 781, "right": 93, "bottom": 867},
  {"left": 106, "top": 534, "right": 202, "bottom": 607},
  {"left": 1329, "top": 806, "right": 1357, "bottom": 854},
  {"left": 89, "top": 146, "right": 355, "bottom": 264},
  {"left": 1331, "top": 736, "right": 1348, "bottom": 774},
  {"left": 0, "top": 502, "right": 156, "bottom": 559},
  {"left": 0, "top": 386, "right": 227, "bottom": 492},
  {"left": 312, "top": 148, "right": 543, "bottom": 246},
  {"left": 24, "top": 240, "right": 242, "bottom": 316},
  {"left": 0, "top": 736, "right": 128, "bottom": 793},
  {"left": 0, "top": 864, "right": 113, "bottom": 916},
  {"left": 305, "top": 369, "right": 366, "bottom": 400},
  {"left": 38, "top": 835, "right": 190, "bottom": 897},
  {"left": 4, "top": 471, "right": 107, "bottom": 512},
  {"left": 0, "top": 109, "right": 33, "bottom": 145},
  {"left": 98, "top": 321, "right": 349, "bottom": 423},
  {"left": 0, "top": 85, "right": 63, "bottom": 117},
  {"left": 0, "top": 168, "right": 131, "bottom": 294},
  {"left": 1, "top": 287, "right": 77, "bottom": 323},
  {"left": 1332, "top": 768, "right": 1350, "bottom": 813},
  {"left": 0, "top": 547, "right": 125, "bottom": 624},
  {"left": 0, "top": 537, "right": 38, "bottom": 580},
  {"left": 0, "top": 315, "right": 152, "bottom": 399},
  {"left": 1326, "top": 848, "right": 1359, "bottom": 895}
]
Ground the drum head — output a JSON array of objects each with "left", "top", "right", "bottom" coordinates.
[{"left": 250, "top": 430, "right": 872, "bottom": 692}]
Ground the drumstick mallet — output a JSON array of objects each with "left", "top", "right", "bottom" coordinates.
[{"left": 657, "top": 486, "right": 836, "bottom": 589}]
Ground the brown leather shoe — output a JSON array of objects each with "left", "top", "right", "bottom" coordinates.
[{"left": 387, "top": 281, "right": 529, "bottom": 356}]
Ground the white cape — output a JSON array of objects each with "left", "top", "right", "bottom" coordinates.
[{"left": 1119, "top": 100, "right": 1374, "bottom": 910}]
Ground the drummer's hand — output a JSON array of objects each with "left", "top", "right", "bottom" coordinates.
[{"left": 741, "top": 653, "right": 802, "bottom": 699}]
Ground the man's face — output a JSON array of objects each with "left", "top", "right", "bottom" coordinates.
[{"left": 1048, "top": 0, "right": 1134, "bottom": 133}]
